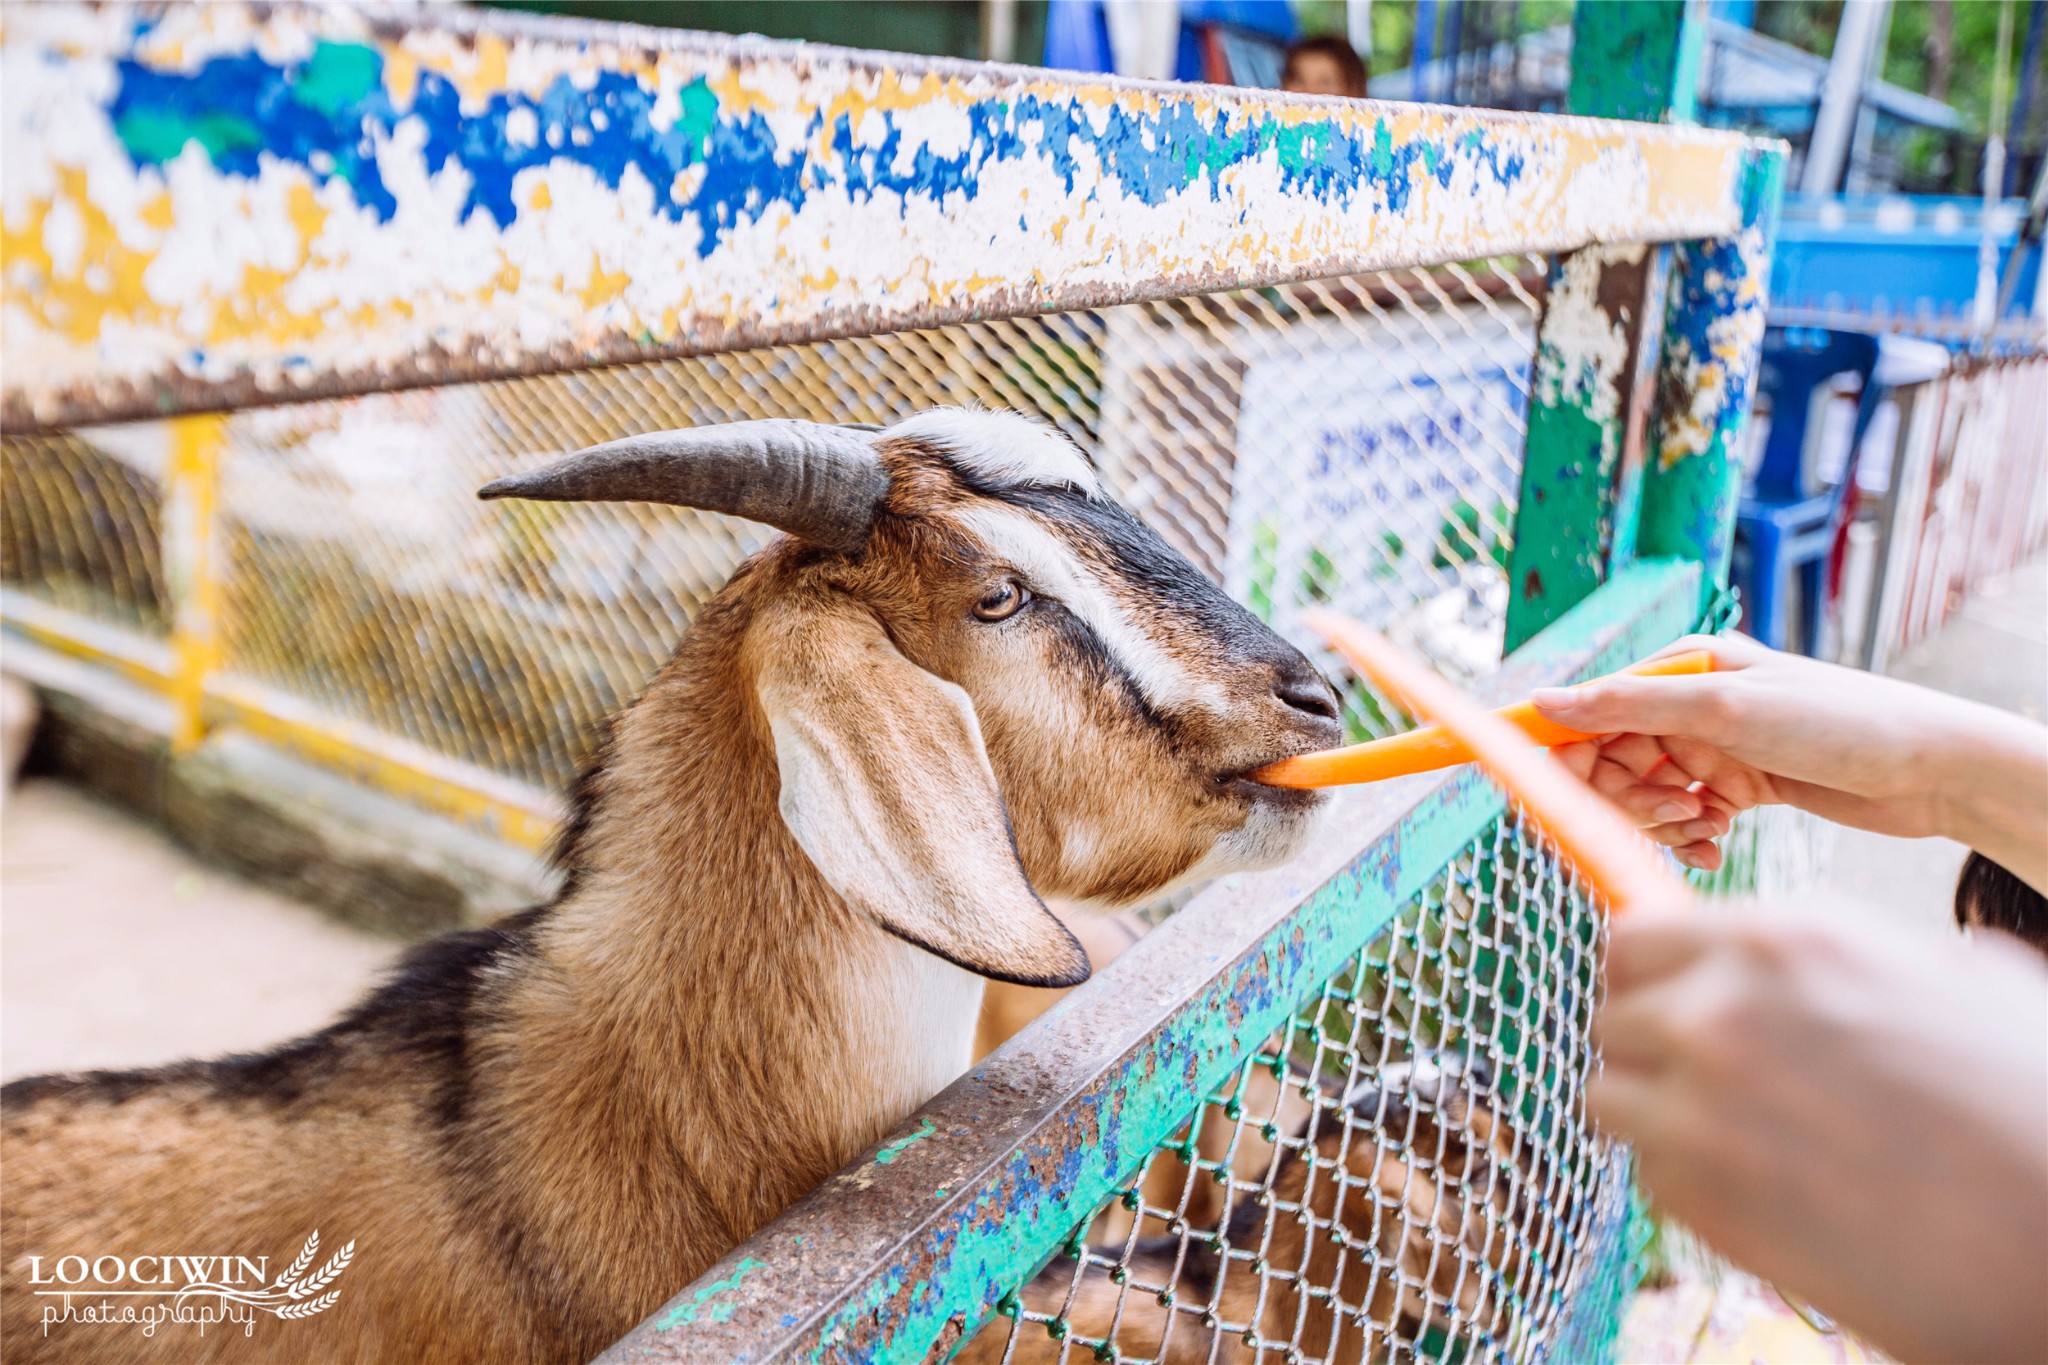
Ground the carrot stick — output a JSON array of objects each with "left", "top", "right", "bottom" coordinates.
[
  {"left": 1297, "top": 610, "right": 1693, "bottom": 917},
  {"left": 1255, "top": 649, "right": 1714, "bottom": 789}
]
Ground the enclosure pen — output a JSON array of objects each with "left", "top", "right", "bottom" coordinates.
[{"left": 1, "top": 3, "right": 1816, "bottom": 1361}]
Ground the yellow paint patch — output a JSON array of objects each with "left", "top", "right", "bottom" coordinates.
[
  {"left": 707, "top": 64, "right": 786, "bottom": 119},
  {"left": 578, "top": 253, "right": 631, "bottom": 308},
  {"left": 213, "top": 263, "right": 325, "bottom": 346},
  {"left": 285, "top": 181, "right": 327, "bottom": 250},
  {"left": 460, "top": 32, "right": 511, "bottom": 105},
  {"left": 383, "top": 46, "right": 420, "bottom": 107},
  {"left": 3, "top": 169, "right": 166, "bottom": 345},
  {"left": 165, "top": 413, "right": 225, "bottom": 754}
]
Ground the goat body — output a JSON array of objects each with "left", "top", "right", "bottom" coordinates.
[{"left": 2, "top": 414, "right": 1340, "bottom": 1363}]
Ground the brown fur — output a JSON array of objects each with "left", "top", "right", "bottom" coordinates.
[
  {"left": 960, "top": 1055, "right": 1532, "bottom": 1364},
  {"left": 2, "top": 424, "right": 1340, "bottom": 1364}
]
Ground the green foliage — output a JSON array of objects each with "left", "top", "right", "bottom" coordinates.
[
  {"left": 1341, "top": 0, "right": 1573, "bottom": 75},
  {"left": 1243, "top": 518, "right": 1351, "bottom": 621},
  {"left": 1430, "top": 498, "right": 1512, "bottom": 572},
  {"left": 1759, "top": 0, "right": 2042, "bottom": 138},
  {"left": 1291, "top": 0, "right": 1351, "bottom": 40}
]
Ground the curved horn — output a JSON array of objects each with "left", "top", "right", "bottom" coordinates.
[{"left": 477, "top": 420, "right": 887, "bottom": 553}]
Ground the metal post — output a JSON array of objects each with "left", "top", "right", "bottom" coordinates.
[
  {"left": 1635, "top": 144, "right": 1787, "bottom": 614},
  {"left": 980, "top": 0, "right": 1017, "bottom": 64},
  {"left": 163, "top": 412, "right": 225, "bottom": 753},
  {"left": 1801, "top": 0, "right": 1887, "bottom": 195},
  {"left": 1502, "top": 0, "right": 1704, "bottom": 653}
]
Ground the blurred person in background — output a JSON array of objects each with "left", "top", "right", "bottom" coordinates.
[{"left": 1280, "top": 35, "right": 1366, "bottom": 99}]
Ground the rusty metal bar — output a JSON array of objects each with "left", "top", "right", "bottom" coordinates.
[
  {"left": 1, "top": 2, "right": 1765, "bottom": 432},
  {"left": 599, "top": 557, "right": 1702, "bottom": 1365}
]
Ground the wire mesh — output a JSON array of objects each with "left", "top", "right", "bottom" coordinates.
[
  {"left": 1, "top": 230, "right": 1838, "bottom": 1363},
  {"left": 1, "top": 258, "right": 1545, "bottom": 791},
  {"left": 0, "top": 429, "right": 169, "bottom": 635},
  {"left": 957, "top": 795, "right": 1832, "bottom": 1365},
  {"left": 961, "top": 804, "right": 1616, "bottom": 1365}
]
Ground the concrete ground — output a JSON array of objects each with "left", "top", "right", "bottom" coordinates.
[{"left": 1, "top": 780, "right": 399, "bottom": 1080}]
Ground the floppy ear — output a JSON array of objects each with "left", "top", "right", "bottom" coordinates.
[{"left": 751, "top": 595, "right": 1091, "bottom": 989}]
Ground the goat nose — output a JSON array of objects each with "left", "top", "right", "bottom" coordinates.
[{"left": 1273, "top": 666, "right": 1339, "bottom": 721}]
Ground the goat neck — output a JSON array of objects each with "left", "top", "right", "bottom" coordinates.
[{"left": 475, "top": 585, "right": 984, "bottom": 1337}]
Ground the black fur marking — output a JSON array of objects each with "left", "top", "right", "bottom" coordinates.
[
  {"left": 1038, "top": 597, "right": 1169, "bottom": 733},
  {"left": 994, "top": 485, "right": 1310, "bottom": 673},
  {"left": 338, "top": 907, "right": 547, "bottom": 1128},
  {"left": 549, "top": 718, "right": 617, "bottom": 897}
]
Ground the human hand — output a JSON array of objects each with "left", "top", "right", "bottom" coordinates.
[
  {"left": 1589, "top": 904, "right": 2048, "bottom": 1364},
  {"left": 1536, "top": 634, "right": 2048, "bottom": 885}
]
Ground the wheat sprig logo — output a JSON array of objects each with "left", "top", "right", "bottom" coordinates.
[{"left": 174, "top": 1230, "right": 355, "bottom": 1319}]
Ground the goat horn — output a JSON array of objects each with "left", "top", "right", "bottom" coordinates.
[{"left": 477, "top": 420, "right": 888, "bottom": 553}]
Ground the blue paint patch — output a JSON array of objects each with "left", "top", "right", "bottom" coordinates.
[{"left": 100, "top": 21, "right": 1527, "bottom": 261}]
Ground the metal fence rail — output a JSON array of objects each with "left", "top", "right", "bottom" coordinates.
[
  {"left": 1863, "top": 355, "right": 2048, "bottom": 668},
  {"left": 1, "top": 5, "right": 1793, "bottom": 1363},
  {"left": 597, "top": 561, "right": 1731, "bottom": 1365},
  {"left": 4, "top": 258, "right": 1552, "bottom": 845},
  {"left": 0, "top": 3, "right": 1751, "bottom": 434}
]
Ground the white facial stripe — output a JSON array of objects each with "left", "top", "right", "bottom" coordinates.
[
  {"left": 887, "top": 408, "right": 1101, "bottom": 496},
  {"left": 954, "top": 506, "right": 1228, "bottom": 716}
]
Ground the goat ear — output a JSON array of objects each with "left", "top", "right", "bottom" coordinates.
[{"left": 752, "top": 597, "right": 1091, "bottom": 989}]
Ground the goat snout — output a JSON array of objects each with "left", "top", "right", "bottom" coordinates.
[{"left": 1271, "top": 659, "right": 1341, "bottom": 724}]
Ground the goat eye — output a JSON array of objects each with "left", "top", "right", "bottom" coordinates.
[{"left": 971, "top": 579, "right": 1029, "bottom": 622}]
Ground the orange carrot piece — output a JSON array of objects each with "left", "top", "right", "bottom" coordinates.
[
  {"left": 1255, "top": 649, "right": 1714, "bottom": 789},
  {"left": 1299, "top": 610, "right": 1693, "bottom": 917}
]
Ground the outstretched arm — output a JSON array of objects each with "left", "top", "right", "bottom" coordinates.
[{"left": 1535, "top": 634, "right": 2048, "bottom": 889}]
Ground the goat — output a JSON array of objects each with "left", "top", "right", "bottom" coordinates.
[
  {"left": 1, "top": 410, "right": 1342, "bottom": 1364},
  {"left": 964, "top": 1053, "right": 1536, "bottom": 1364}
]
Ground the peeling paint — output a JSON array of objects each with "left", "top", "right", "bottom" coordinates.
[
  {"left": 1638, "top": 146, "right": 1786, "bottom": 608},
  {"left": 1, "top": 2, "right": 1760, "bottom": 430},
  {"left": 1502, "top": 243, "right": 1660, "bottom": 651},
  {"left": 873, "top": 1119, "right": 936, "bottom": 1165},
  {"left": 653, "top": 1256, "right": 767, "bottom": 1330},
  {"left": 1532, "top": 245, "right": 1649, "bottom": 440}
]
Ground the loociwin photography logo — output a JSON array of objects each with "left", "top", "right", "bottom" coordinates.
[{"left": 27, "top": 1229, "right": 355, "bottom": 1341}]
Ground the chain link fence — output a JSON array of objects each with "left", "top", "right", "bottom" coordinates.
[
  {"left": 972, "top": 805, "right": 1614, "bottom": 1365},
  {"left": 956, "top": 796, "right": 1826, "bottom": 1365},
  {"left": 4, "top": 248, "right": 1827, "bottom": 1365},
  {"left": 3, "top": 258, "right": 1544, "bottom": 800}
]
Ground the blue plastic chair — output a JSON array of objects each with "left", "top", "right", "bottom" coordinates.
[{"left": 1734, "top": 327, "right": 1884, "bottom": 654}]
